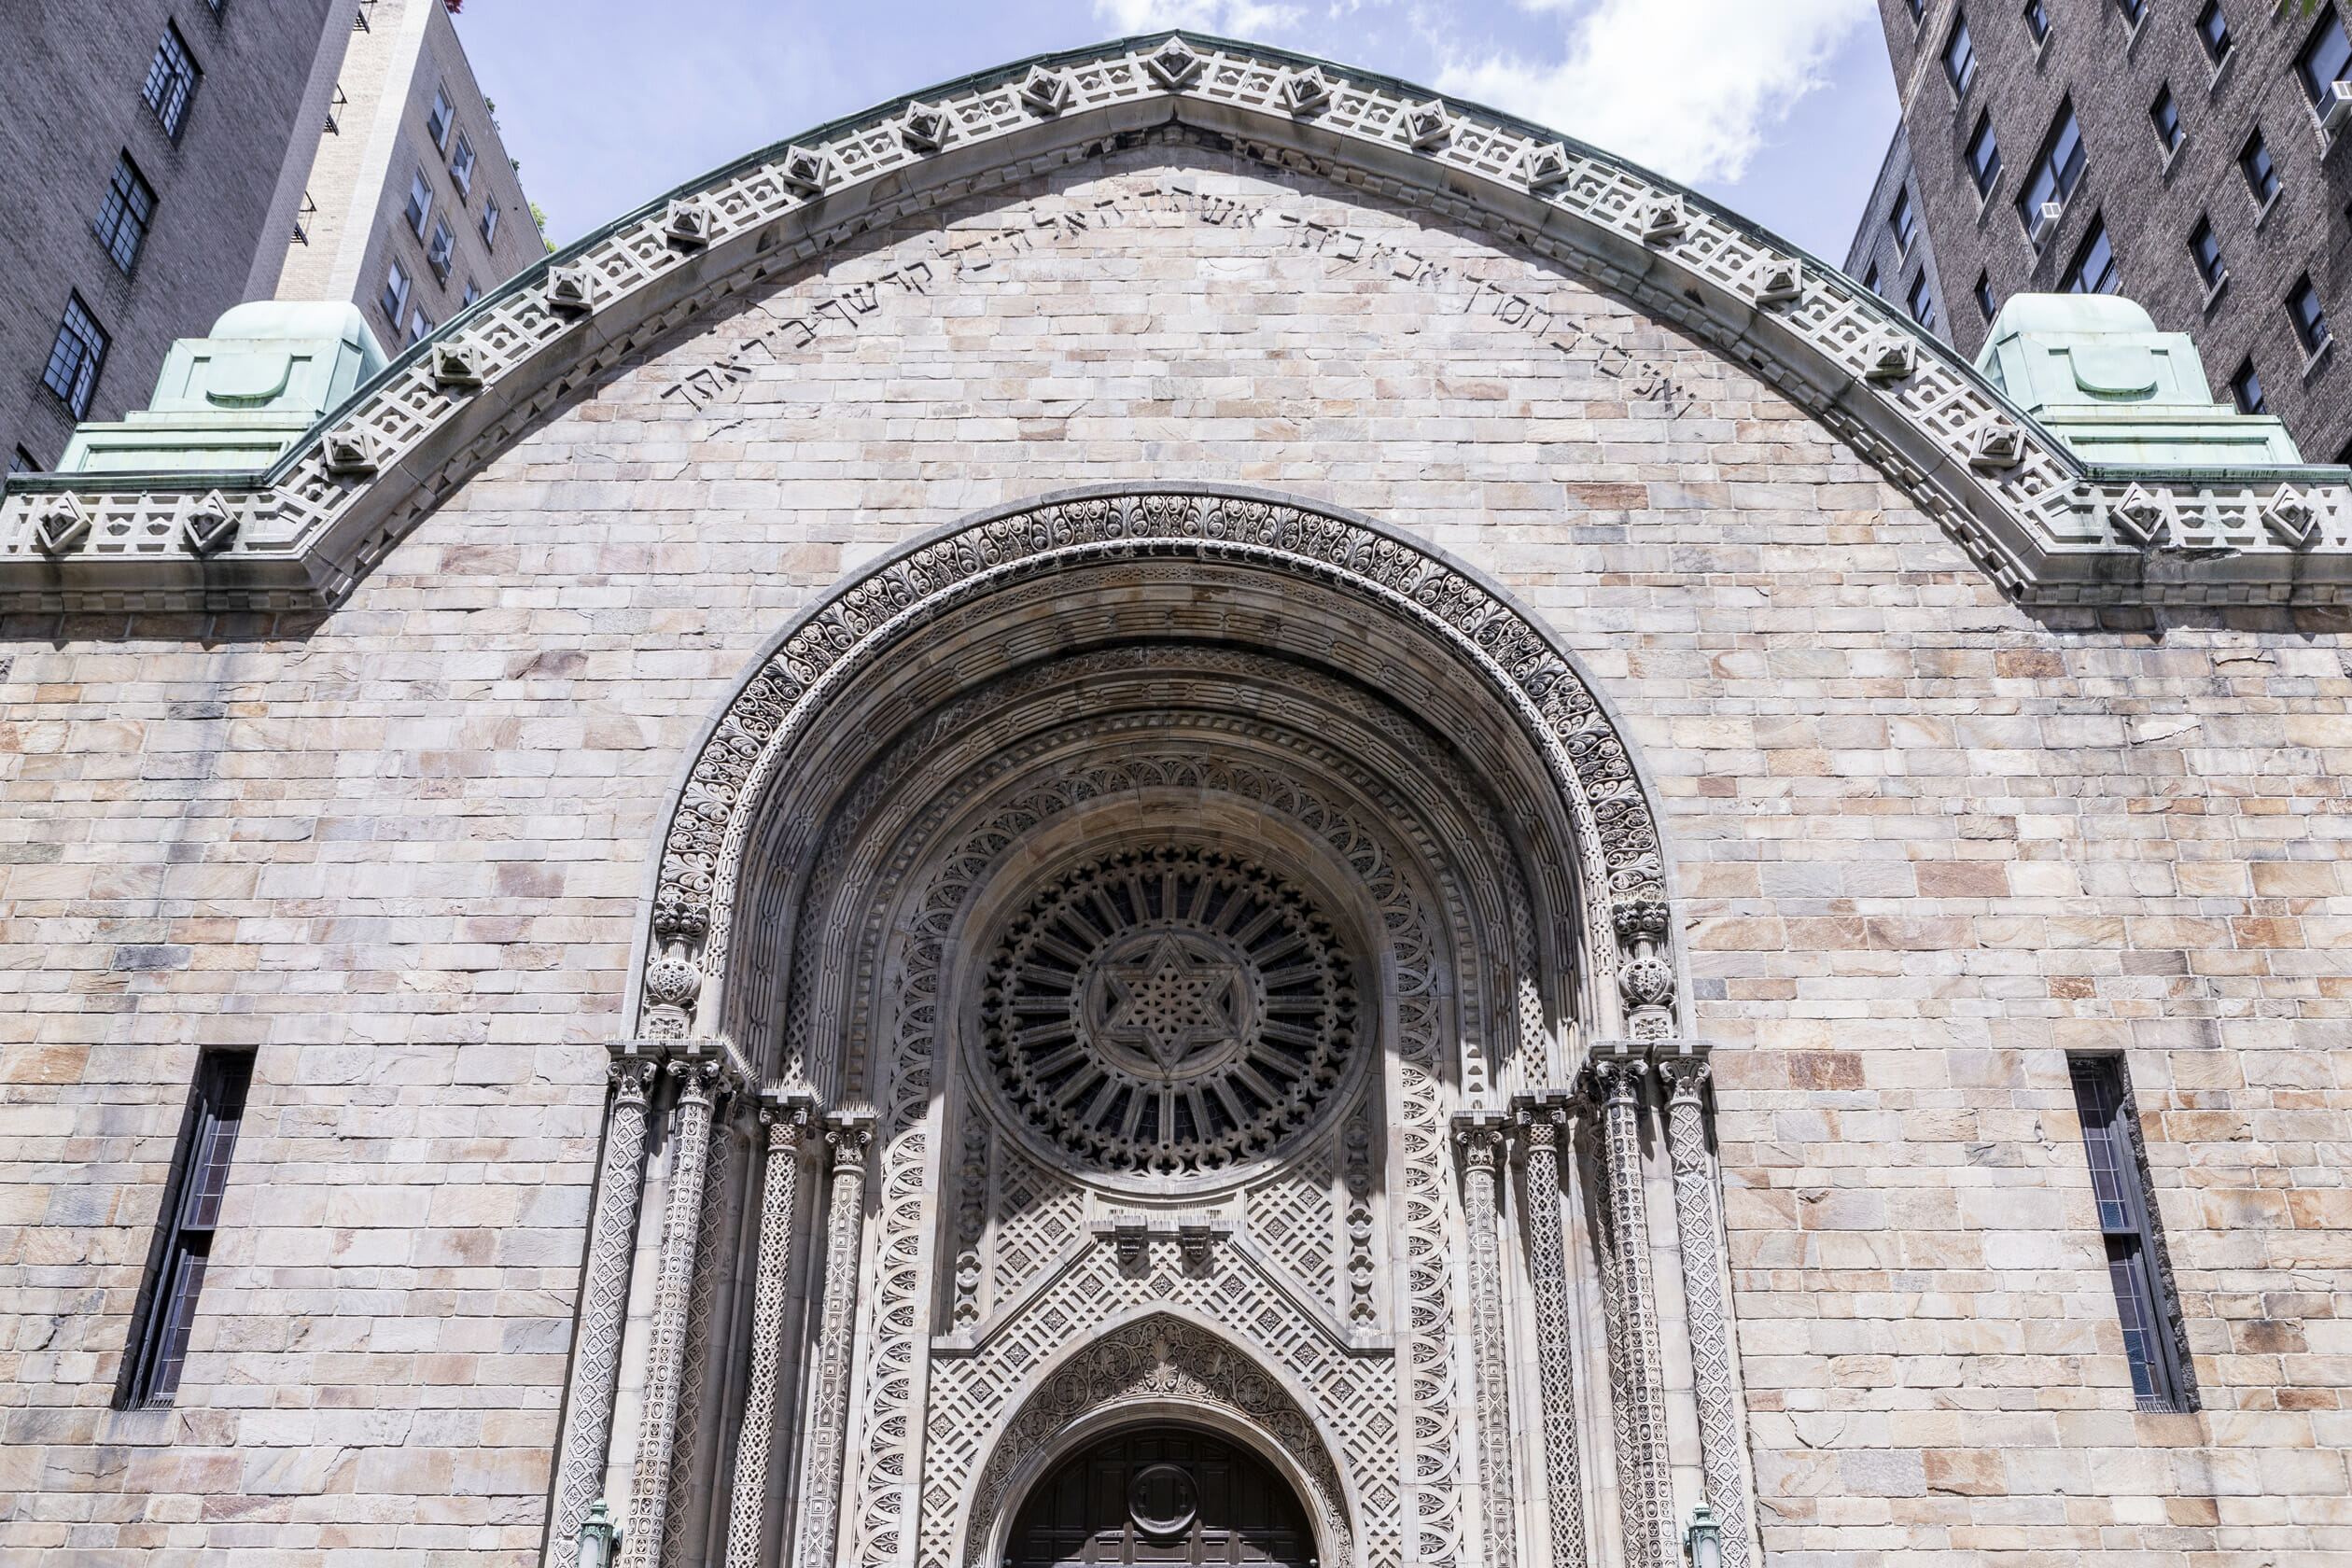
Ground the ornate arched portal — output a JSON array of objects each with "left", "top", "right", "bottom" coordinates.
[{"left": 544, "top": 487, "right": 1750, "bottom": 1568}]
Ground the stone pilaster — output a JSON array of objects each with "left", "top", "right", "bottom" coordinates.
[
  {"left": 544, "top": 1053, "right": 659, "bottom": 1568},
  {"left": 721, "top": 1095, "right": 814, "bottom": 1568},
  {"left": 1588, "top": 1044, "right": 1674, "bottom": 1568},
  {"left": 1513, "top": 1096, "right": 1588, "bottom": 1568},
  {"left": 1659, "top": 1045, "right": 1747, "bottom": 1568},
  {"left": 794, "top": 1113, "right": 874, "bottom": 1568},
  {"left": 620, "top": 1048, "right": 736, "bottom": 1568},
  {"left": 1455, "top": 1113, "right": 1517, "bottom": 1568}
]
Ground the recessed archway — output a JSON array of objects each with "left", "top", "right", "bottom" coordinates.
[{"left": 1005, "top": 1422, "right": 1314, "bottom": 1567}]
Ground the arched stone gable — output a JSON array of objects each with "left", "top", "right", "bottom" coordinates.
[{"left": 5, "top": 32, "right": 2345, "bottom": 610}]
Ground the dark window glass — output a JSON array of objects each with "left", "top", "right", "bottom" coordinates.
[
  {"left": 92, "top": 155, "right": 157, "bottom": 273},
  {"left": 427, "top": 216, "right": 455, "bottom": 281},
  {"left": 122, "top": 1053, "right": 255, "bottom": 1407},
  {"left": 1863, "top": 263, "right": 1881, "bottom": 294},
  {"left": 2241, "top": 130, "right": 2279, "bottom": 203},
  {"left": 1967, "top": 111, "right": 2003, "bottom": 196},
  {"left": 481, "top": 195, "right": 500, "bottom": 247},
  {"left": 42, "top": 296, "right": 107, "bottom": 418},
  {"left": 1890, "top": 188, "right": 1918, "bottom": 252},
  {"left": 2069, "top": 1057, "right": 2192, "bottom": 1414},
  {"left": 1908, "top": 271, "right": 1939, "bottom": 330},
  {"left": 1974, "top": 271, "right": 1996, "bottom": 320},
  {"left": 2232, "top": 358, "right": 2267, "bottom": 413},
  {"left": 2018, "top": 103, "right": 2084, "bottom": 233},
  {"left": 2190, "top": 217, "right": 2224, "bottom": 287},
  {"left": 404, "top": 168, "right": 432, "bottom": 238},
  {"left": 9, "top": 447, "right": 36, "bottom": 474},
  {"left": 380, "top": 256, "right": 411, "bottom": 325},
  {"left": 2024, "top": 0, "right": 2050, "bottom": 40},
  {"left": 2334, "top": 437, "right": 2352, "bottom": 465},
  {"left": 427, "top": 84, "right": 454, "bottom": 148},
  {"left": 2197, "top": 1, "right": 2233, "bottom": 61},
  {"left": 2290, "top": 275, "right": 2332, "bottom": 352},
  {"left": 2062, "top": 218, "right": 2119, "bottom": 293},
  {"left": 2299, "top": 9, "right": 2352, "bottom": 103},
  {"left": 1945, "top": 16, "right": 1978, "bottom": 91},
  {"left": 2151, "top": 87, "right": 2182, "bottom": 152},
  {"left": 142, "top": 24, "right": 200, "bottom": 140},
  {"left": 1906, "top": 0, "right": 1925, "bottom": 20},
  {"left": 2117, "top": 0, "right": 2144, "bottom": 21}
]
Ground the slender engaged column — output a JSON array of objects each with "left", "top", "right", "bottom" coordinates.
[
  {"left": 620, "top": 1057, "right": 727, "bottom": 1568},
  {"left": 721, "top": 1099, "right": 813, "bottom": 1568},
  {"left": 1659, "top": 1052, "right": 1748, "bottom": 1568},
  {"left": 1456, "top": 1116, "right": 1518, "bottom": 1568},
  {"left": 1514, "top": 1099, "right": 1589, "bottom": 1568},
  {"left": 545, "top": 1056, "right": 659, "bottom": 1568},
  {"left": 1589, "top": 1051, "right": 1675, "bottom": 1568},
  {"left": 794, "top": 1115, "right": 873, "bottom": 1568}
]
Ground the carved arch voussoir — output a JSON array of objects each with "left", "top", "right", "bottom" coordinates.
[{"left": 638, "top": 486, "right": 1673, "bottom": 1044}]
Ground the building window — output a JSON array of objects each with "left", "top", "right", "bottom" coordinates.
[
  {"left": 1905, "top": 0, "right": 1924, "bottom": 21},
  {"left": 2231, "top": 357, "right": 2267, "bottom": 413},
  {"left": 450, "top": 130, "right": 476, "bottom": 195},
  {"left": 1945, "top": 14, "right": 1977, "bottom": 91},
  {"left": 1864, "top": 263, "right": 1881, "bottom": 295},
  {"left": 1890, "top": 187, "right": 1918, "bottom": 253},
  {"left": 142, "top": 24, "right": 201, "bottom": 141},
  {"left": 2116, "top": 0, "right": 2144, "bottom": 23},
  {"left": 2062, "top": 217, "right": 2119, "bottom": 293},
  {"left": 1974, "top": 271, "right": 1996, "bottom": 320},
  {"left": 404, "top": 167, "right": 433, "bottom": 238},
  {"left": 1908, "top": 272, "right": 1938, "bottom": 330},
  {"left": 10, "top": 447, "right": 37, "bottom": 474},
  {"left": 462, "top": 278, "right": 482, "bottom": 309},
  {"left": 2289, "top": 274, "right": 2332, "bottom": 354},
  {"left": 2196, "top": 1, "right": 2233, "bottom": 63},
  {"left": 2189, "top": 217, "right": 2224, "bottom": 287},
  {"left": 380, "top": 255, "right": 412, "bottom": 326},
  {"left": 481, "top": 194, "right": 500, "bottom": 247},
  {"left": 92, "top": 154, "right": 157, "bottom": 274},
  {"left": 427, "top": 216, "right": 455, "bottom": 281},
  {"left": 1967, "top": 111, "right": 2003, "bottom": 197},
  {"left": 408, "top": 307, "right": 433, "bottom": 346},
  {"left": 2024, "top": 0, "right": 2050, "bottom": 42},
  {"left": 2151, "top": 87, "right": 2182, "bottom": 153},
  {"left": 2299, "top": 8, "right": 2352, "bottom": 103},
  {"left": 2067, "top": 1057, "right": 2192, "bottom": 1414},
  {"left": 2240, "top": 130, "right": 2279, "bottom": 203},
  {"left": 120, "top": 1053, "right": 255, "bottom": 1408},
  {"left": 2018, "top": 102, "right": 2085, "bottom": 231},
  {"left": 427, "top": 83, "right": 454, "bottom": 149},
  {"left": 42, "top": 296, "right": 108, "bottom": 419}
]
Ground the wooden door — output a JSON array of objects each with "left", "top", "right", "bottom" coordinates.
[{"left": 1003, "top": 1427, "right": 1314, "bottom": 1566}]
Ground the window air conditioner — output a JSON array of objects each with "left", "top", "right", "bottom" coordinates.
[
  {"left": 2323, "top": 81, "right": 2352, "bottom": 135},
  {"left": 2029, "top": 202, "right": 2063, "bottom": 246}
]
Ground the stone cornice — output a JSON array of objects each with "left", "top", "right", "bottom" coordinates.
[{"left": 3, "top": 31, "right": 2345, "bottom": 611}]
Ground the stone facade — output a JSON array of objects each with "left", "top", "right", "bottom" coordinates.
[
  {"left": 1842, "top": 120, "right": 1953, "bottom": 345},
  {"left": 1, "top": 35, "right": 2349, "bottom": 1568}
]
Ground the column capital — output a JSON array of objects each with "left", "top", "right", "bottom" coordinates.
[
  {"left": 1452, "top": 1110, "right": 1507, "bottom": 1170},
  {"left": 1580, "top": 1039, "right": 1651, "bottom": 1107},
  {"left": 758, "top": 1090, "right": 819, "bottom": 1146},
  {"left": 823, "top": 1109, "right": 875, "bottom": 1169},
  {"left": 607, "top": 1036, "right": 754, "bottom": 1097}
]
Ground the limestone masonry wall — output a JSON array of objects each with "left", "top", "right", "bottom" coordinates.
[{"left": 2, "top": 143, "right": 2346, "bottom": 1564}]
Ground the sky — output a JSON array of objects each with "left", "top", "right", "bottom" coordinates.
[{"left": 451, "top": 0, "right": 1898, "bottom": 267}]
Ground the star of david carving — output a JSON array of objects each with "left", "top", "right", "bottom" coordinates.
[{"left": 1096, "top": 933, "right": 1248, "bottom": 1073}]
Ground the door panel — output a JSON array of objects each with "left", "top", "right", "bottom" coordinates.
[{"left": 1003, "top": 1427, "right": 1313, "bottom": 1566}]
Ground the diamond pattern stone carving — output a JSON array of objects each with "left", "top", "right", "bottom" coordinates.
[{"left": 982, "top": 847, "right": 1359, "bottom": 1179}]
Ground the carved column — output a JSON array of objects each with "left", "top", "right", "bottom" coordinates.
[
  {"left": 794, "top": 1114, "right": 874, "bottom": 1568},
  {"left": 1659, "top": 1050, "right": 1748, "bottom": 1568},
  {"left": 620, "top": 1055, "right": 730, "bottom": 1568},
  {"left": 1513, "top": 1098, "right": 1588, "bottom": 1568},
  {"left": 1455, "top": 1114, "right": 1517, "bottom": 1568},
  {"left": 1589, "top": 1050, "right": 1674, "bottom": 1568},
  {"left": 544, "top": 1055, "right": 659, "bottom": 1568},
  {"left": 721, "top": 1097, "right": 814, "bottom": 1568}
]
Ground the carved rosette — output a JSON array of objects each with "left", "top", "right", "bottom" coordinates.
[
  {"left": 1659, "top": 1052, "right": 1748, "bottom": 1568},
  {"left": 1513, "top": 1099, "right": 1588, "bottom": 1568}
]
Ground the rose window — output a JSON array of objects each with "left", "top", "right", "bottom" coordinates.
[{"left": 981, "top": 847, "right": 1358, "bottom": 1178}]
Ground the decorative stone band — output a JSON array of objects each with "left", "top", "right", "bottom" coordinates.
[
  {"left": 1510, "top": 1093, "right": 1589, "bottom": 1568},
  {"left": 4, "top": 34, "right": 2341, "bottom": 612},
  {"left": 1453, "top": 1113, "right": 1518, "bottom": 1568}
]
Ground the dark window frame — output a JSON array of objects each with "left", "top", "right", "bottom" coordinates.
[
  {"left": 2067, "top": 1056, "right": 2195, "bottom": 1415},
  {"left": 2196, "top": 0, "right": 2233, "bottom": 63},
  {"left": 2190, "top": 216, "right": 2225, "bottom": 288},
  {"left": 2017, "top": 101, "right": 2086, "bottom": 235},
  {"left": 2298, "top": 7, "right": 2352, "bottom": 105},
  {"left": 1974, "top": 271, "right": 1996, "bottom": 320},
  {"left": 2061, "top": 216, "right": 2120, "bottom": 294},
  {"left": 118, "top": 1051, "right": 257, "bottom": 1408},
  {"left": 2116, "top": 0, "right": 2145, "bottom": 23},
  {"left": 9, "top": 447, "right": 37, "bottom": 475},
  {"left": 1907, "top": 270, "right": 1939, "bottom": 331},
  {"left": 2240, "top": 129, "right": 2279, "bottom": 204},
  {"left": 42, "top": 295, "right": 108, "bottom": 419},
  {"left": 2231, "top": 357, "right": 2267, "bottom": 413},
  {"left": 2151, "top": 86, "right": 2182, "bottom": 153},
  {"left": 2289, "top": 274, "right": 2332, "bottom": 354},
  {"left": 2024, "top": 0, "right": 2051, "bottom": 42},
  {"left": 1945, "top": 13, "right": 1978, "bottom": 91},
  {"left": 92, "top": 153, "right": 158, "bottom": 274},
  {"left": 1967, "top": 110, "right": 2003, "bottom": 197},
  {"left": 142, "top": 23, "right": 201, "bottom": 141},
  {"left": 1890, "top": 187, "right": 1919, "bottom": 253}
]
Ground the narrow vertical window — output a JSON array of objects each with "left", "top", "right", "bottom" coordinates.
[
  {"left": 1905, "top": 0, "right": 1925, "bottom": 21},
  {"left": 480, "top": 194, "right": 501, "bottom": 246},
  {"left": 381, "top": 255, "right": 412, "bottom": 326},
  {"left": 1974, "top": 271, "right": 1996, "bottom": 320},
  {"left": 2068, "top": 1057, "right": 2192, "bottom": 1413},
  {"left": 2289, "top": 274, "right": 2332, "bottom": 354},
  {"left": 1945, "top": 15, "right": 1978, "bottom": 91},
  {"left": 427, "top": 216, "right": 455, "bottom": 280},
  {"left": 449, "top": 130, "right": 477, "bottom": 195},
  {"left": 122, "top": 1053, "right": 256, "bottom": 1407},
  {"left": 2061, "top": 217, "right": 2119, "bottom": 293},
  {"left": 10, "top": 447, "right": 37, "bottom": 474},
  {"left": 2151, "top": 86, "right": 2182, "bottom": 153},
  {"left": 2024, "top": 0, "right": 2050, "bottom": 42},
  {"left": 2240, "top": 130, "right": 2279, "bottom": 203},
  {"left": 2298, "top": 7, "right": 2352, "bottom": 103},
  {"left": 92, "top": 154, "right": 158, "bottom": 273},
  {"left": 1967, "top": 110, "right": 2003, "bottom": 196},
  {"left": 427, "top": 83, "right": 454, "bottom": 148},
  {"left": 1907, "top": 271, "right": 1938, "bottom": 330},
  {"left": 2018, "top": 101, "right": 2084, "bottom": 236},
  {"left": 1889, "top": 187, "right": 1918, "bottom": 253},
  {"left": 2196, "top": 1, "right": 2233, "bottom": 63},
  {"left": 2116, "top": 0, "right": 2145, "bottom": 24},
  {"left": 2189, "top": 217, "right": 2225, "bottom": 287},
  {"left": 142, "top": 24, "right": 201, "bottom": 140},
  {"left": 404, "top": 167, "right": 433, "bottom": 238},
  {"left": 1864, "top": 263, "right": 1881, "bottom": 295},
  {"left": 461, "top": 278, "right": 482, "bottom": 309},
  {"left": 408, "top": 306, "right": 434, "bottom": 346},
  {"left": 2231, "top": 357, "right": 2267, "bottom": 413},
  {"left": 42, "top": 295, "right": 108, "bottom": 418}
]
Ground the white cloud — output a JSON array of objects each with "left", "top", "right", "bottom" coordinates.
[
  {"left": 1435, "top": 0, "right": 1876, "bottom": 186},
  {"left": 1093, "top": 0, "right": 1306, "bottom": 35}
]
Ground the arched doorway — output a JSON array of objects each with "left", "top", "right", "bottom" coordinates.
[{"left": 1005, "top": 1424, "right": 1314, "bottom": 1567}]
